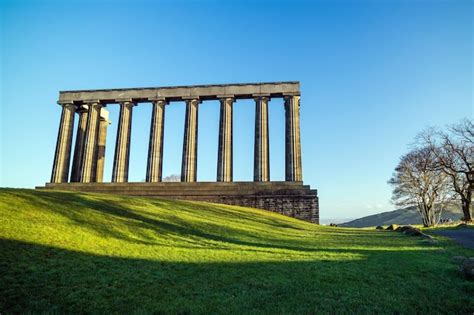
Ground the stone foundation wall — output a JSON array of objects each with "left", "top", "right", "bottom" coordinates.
[
  {"left": 178, "top": 195, "right": 319, "bottom": 223},
  {"left": 37, "top": 181, "right": 319, "bottom": 224}
]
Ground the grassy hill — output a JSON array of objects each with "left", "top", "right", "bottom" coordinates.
[
  {"left": 340, "top": 205, "right": 464, "bottom": 228},
  {"left": 0, "top": 188, "right": 473, "bottom": 313}
]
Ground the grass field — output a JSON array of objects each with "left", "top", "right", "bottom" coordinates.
[{"left": 1, "top": 188, "right": 473, "bottom": 313}]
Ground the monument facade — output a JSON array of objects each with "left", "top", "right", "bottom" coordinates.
[{"left": 38, "top": 82, "right": 319, "bottom": 223}]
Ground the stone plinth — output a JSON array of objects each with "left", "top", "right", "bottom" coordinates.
[{"left": 37, "top": 181, "right": 319, "bottom": 223}]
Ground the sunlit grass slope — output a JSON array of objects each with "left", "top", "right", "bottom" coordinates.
[{"left": 1, "top": 188, "right": 473, "bottom": 313}]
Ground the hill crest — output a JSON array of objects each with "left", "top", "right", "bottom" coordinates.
[{"left": 340, "top": 205, "right": 463, "bottom": 228}]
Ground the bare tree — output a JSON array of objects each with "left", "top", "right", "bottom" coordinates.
[
  {"left": 388, "top": 147, "right": 452, "bottom": 227},
  {"left": 420, "top": 119, "right": 473, "bottom": 222}
]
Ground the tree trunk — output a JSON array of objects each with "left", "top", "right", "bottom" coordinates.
[
  {"left": 421, "top": 204, "right": 435, "bottom": 227},
  {"left": 461, "top": 191, "right": 472, "bottom": 222}
]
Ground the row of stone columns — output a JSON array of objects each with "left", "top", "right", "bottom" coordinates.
[{"left": 51, "top": 95, "right": 302, "bottom": 184}]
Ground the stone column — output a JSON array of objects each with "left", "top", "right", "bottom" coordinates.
[
  {"left": 95, "top": 108, "right": 110, "bottom": 183},
  {"left": 70, "top": 105, "right": 88, "bottom": 182},
  {"left": 217, "top": 97, "right": 234, "bottom": 182},
  {"left": 285, "top": 95, "right": 302, "bottom": 181},
  {"left": 51, "top": 102, "right": 76, "bottom": 183},
  {"left": 254, "top": 95, "right": 270, "bottom": 182},
  {"left": 181, "top": 98, "right": 200, "bottom": 182},
  {"left": 112, "top": 100, "right": 134, "bottom": 183},
  {"left": 80, "top": 102, "right": 103, "bottom": 183},
  {"left": 146, "top": 99, "right": 166, "bottom": 182}
]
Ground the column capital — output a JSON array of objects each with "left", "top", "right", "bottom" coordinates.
[
  {"left": 283, "top": 93, "right": 300, "bottom": 99},
  {"left": 115, "top": 98, "right": 136, "bottom": 106},
  {"left": 57, "top": 101, "right": 76, "bottom": 108},
  {"left": 219, "top": 97, "right": 235, "bottom": 104},
  {"left": 284, "top": 95, "right": 301, "bottom": 108},
  {"left": 253, "top": 94, "right": 270, "bottom": 101},
  {"left": 182, "top": 97, "right": 201, "bottom": 103},
  {"left": 81, "top": 101, "right": 104, "bottom": 110},
  {"left": 148, "top": 97, "right": 169, "bottom": 104}
]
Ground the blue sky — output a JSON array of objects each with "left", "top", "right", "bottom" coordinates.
[{"left": 1, "top": 0, "right": 472, "bottom": 221}]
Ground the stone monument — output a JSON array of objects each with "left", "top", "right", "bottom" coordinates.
[{"left": 37, "top": 82, "right": 319, "bottom": 223}]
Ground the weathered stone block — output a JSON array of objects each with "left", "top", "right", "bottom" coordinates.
[{"left": 37, "top": 181, "right": 319, "bottom": 224}]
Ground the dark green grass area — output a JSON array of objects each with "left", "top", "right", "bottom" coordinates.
[
  {"left": 425, "top": 224, "right": 474, "bottom": 231},
  {"left": 1, "top": 188, "right": 473, "bottom": 314}
]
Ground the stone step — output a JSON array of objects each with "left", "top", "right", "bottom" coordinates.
[
  {"left": 37, "top": 187, "right": 317, "bottom": 196},
  {"left": 43, "top": 181, "right": 305, "bottom": 188},
  {"left": 39, "top": 182, "right": 315, "bottom": 193},
  {"left": 42, "top": 190, "right": 316, "bottom": 197}
]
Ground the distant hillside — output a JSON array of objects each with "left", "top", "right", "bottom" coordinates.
[{"left": 340, "top": 205, "right": 463, "bottom": 228}]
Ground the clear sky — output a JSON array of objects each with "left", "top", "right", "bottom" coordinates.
[{"left": 1, "top": 0, "right": 472, "bottom": 221}]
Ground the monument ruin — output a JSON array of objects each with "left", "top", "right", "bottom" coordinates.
[{"left": 37, "top": 82, "right": 319, "bottom": 223}]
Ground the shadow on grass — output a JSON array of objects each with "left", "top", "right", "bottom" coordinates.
[
  {"left": 1, "top": 238, "right": 473, "bottom": 314},
  {"left": 3, "top": 189, "right": 405, "bottom": 253}
]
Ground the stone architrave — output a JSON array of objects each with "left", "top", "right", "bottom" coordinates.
[
  {"left": 51, "top": 103, "right": 76, "bottom": 183},
  {"left": 285, "top": 95, "right": 302, "bottom": 181},
  {"left": 112, "top": 100, "right": 134, "bottom": 183},
  {"left": 181, "top": 98, "right": 200, "bottom": 182},
  {"left": 254, "top": 95, "right": 270, "bottom": 182},
  {"left": 146, "top": 99, "right": 166, "bottom": 182},
  {"left": 217, "top": 97, "right": 234, "bottom": 182},
  {"left": 80, "top": 102, "right": 103, "bottom": 183}
]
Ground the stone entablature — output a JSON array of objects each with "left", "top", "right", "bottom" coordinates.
[{"left": 58, "top": 82, "right": 300, "bottom": 103}]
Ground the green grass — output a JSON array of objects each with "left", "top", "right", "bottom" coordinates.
[
  {"left": 1, "top": 188, "right": 473, "bottom": 314},
  {"left": 425, "top": 224, "right": 474, "bottom": 231}
]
